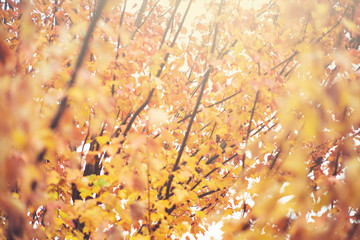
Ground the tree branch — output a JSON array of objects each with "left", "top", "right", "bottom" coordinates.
[
  {"left": 312, "top": 5, "right": 349, "bottom": 44},
  {"left": 206, "top": 90, "right": 242, "bottom": 108},
  {"left": 156, "top": 0, "right": 193, "bottom": 77},
  {"left": 131, "top": 0, "right": 148, "bottom": 40},
  {"left": 269, "top": 149, "right": 281, "bottom": 170},
  {"left": 246, "top": 91, "right": 259, "bottom": 140},
  {"left": 270, "top": 51, "right": 298, "bottom": 73},
  {"left": 204, "top": 167, "right": 219, "bottom": 178},
  {"left": 177, "top": 110, "right": 201, "bottom": 123},
  {"left": 170, "top": 0, "right": 193, "bottom": 48},
  {"left": 123, "top": 88, "right": 155, "bottom": 137},
  {"left": 242, "top": 90, "right": 259, "bottom": 170},
  {"left": 222, "top": 153, "right": 238, "bottom": 165},
  {"left": 164, "top": 68, "right": 212, "bottom": 199},
  {"left": 50, "top": 0, "right": 108, "bottom": 130},
  {"left": 132, "top": 0, "right": 160, "bottom": 39},
  {"left": 198, "top": 188, "right": 220, "bottom": 198},
  {"left": 159, "top": 0, "right": 181, "bottom": 49},
  {"left": 211, "top": 0, "right": 224, "bottom": 54},
  {"left": 173, "top": 68, "right": 212, "bottom": 171}
]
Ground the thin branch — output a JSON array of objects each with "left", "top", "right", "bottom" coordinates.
[
  {"left": 211, "top": 0, "right": 224, "bottom": 54},
  {"left": 50, "top": 0, "right": 108, "bottom": 130},
  {"left": 164, "top": 69, "right": 213, "bottom": 198},
  {"left": 156, "top": 0, "right": 193, "bottom": 77},
  {"left": 300, "top": 13, "right": 309, "bottom": 43},
  {"left": 206, "top": 90, "right": 242, "bottom": 108},
  {"left": 204, "top": 167, "right": 219, "bottom": 178},
  {"left": 312, "top": 5, "right": 349, "bottom": 44},
  {"left": 269, "top": 149, "right": 281, "bottom": 170},
  {"left": 200, "top": 121, "right": 212, "bottom": 131},
  {"left": 170, "top": 0, "right": 193, "bottom": 48},
  {"left": 131, "top": 0, "right": 148, "bottom": 40},
  {"left": 250, "top": 115, "right": 276, "bottom": 137},
  {"left": 146, "top": 149, "right": 152, "bottom": 238},
  {"left": 159, "top": 6, "right": 174, "bottom": 18},
  {"left": 222, "top": 153, "right": 238, "bottom": 165},
  {"left": 159, "top": 0, "right": 181, "bottom": 49},
  {"left": 270, "top": 51, "right": 298, "bottom": 73},
  {"left": 242, "top": 91, "right": 259, "bottom": 170},
  {"left": 132, "top": 0, "right": 160, "bottom": 39},
  {"left": 345, "top": 222, "right": 359, "bottom": 240},
  {"left": 218, "top": 39, "right": 238, "bottom": 59},
  {"left": 114, "top": 0, "right": 127, "bottom": 59},
  {"left": 198, "top": 188, "right": 220, "bottom": 198},
  {"left": 246, "top": 91, "right": 259, "bottom": 141},
  {"left": 119, "top": 0, "right": 127, "bottom": 27},
  {"left": 165, "top": 174, "right": 174, "bottom": 199},
  {"left": 250, "top": 122, "right": 266, "bottom": 137},
  {"left": 266, "top": 4, "right": 349, "bottom": 77},
  {"left": 51, "top": 0, "right": 58, "bottom": 31},
  {"left": 81, "top": 120, "right": 91, "bottom": 155},
  {"left": 206, "top": 154, "right": 219, "bottom": 165},
  {"left": 177, "top": 110, "right": 201, "bottom": 123},
  {"left": 257, "top": 1, "right": 275, "bottom": 18},
  {"left": 190, "top": 180, "right": 202, "bottom": 191},
  {"left": 123, "top": 88, "right": 155, "bottom": 137},
  {"left": 172, "top": 68, "right": 212, "bottom": 172},
  {"left": 209, "top": 122, "right": 216, "bottom": 139},
  {"left": 332, "top": 151, "right": 341, "bottom": 176}
]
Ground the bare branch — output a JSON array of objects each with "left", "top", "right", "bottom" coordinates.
[
  {"left": 123, "top": 88, "right": 155, "bottom": 137},
  {"left": 206, "top": 90, "right": 242, "bottom": 108},
  {"left": 173, "top": 68, "right": 212, "bottom": 171},
  {"left": 50, "top": 0, "right": 108, "bottom": 130},
  {"left": 159, "top": 0, "right": 181, "bottom": 49}
]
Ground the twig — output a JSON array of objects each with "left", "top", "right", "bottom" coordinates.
[
  {"left": 132, "top": 0, "right": 160, "bottom": 39},
  {"left": 51, "top": 0, "right": 58, "bottom": 31},
  {"left": 206, "top": 90, "right": 242, "bottom": 108},
  {"left": 246, "top": 91, "right": 259, "bottom": 140},
  {"left": 177, "top": 110, "right": 201, "bottom": 123},
  {"left": 159, "top": 0, "right": 181, "bottom": 49},
  {"left": 123, "top": 88, "right": 155, "bottom": 137},
  {"left": 209, "top": 122, "right": 216, "bottom": 139},
  {"left": 217, "top": 39, "right": 238, "bottom": 59},
  {"left": 156, "top": 0, "right": 193, "bottom": 77},
  {"left": 190, "top": 180, "right": 202, "bottom": 191},
  {"left": 50, "top": 0, "right": 108, "bottom": 130},
  {"left": 170, "top": 0, "right": 193, "bottom": 48},
  {"left": 242, "top": 91, "right": 259, "bottom": 170},
  {"left": 222, "top": 153, "right": 238, "bottom": 165},
  {"left": 200, "top": 121, "right": 212, "bottom": 131},
  {"left": 131, "top": 0, "right": 148, "bottom": 40},
  {"left": 312, "top": 5, "right": 349, "bottom": 44},
  {"left": 204, "top": 167, "right": 219, "bottom": 178},
  {"left": 146, "top": 145, "right": 152, "bottom": 238},
  {"left": 332, "top": 151, "right": 341, "bottom": 176},
  {"left": 270, "top": 51, "right": 298, "bottom": 73},
  {"left": 269, "top": 149, "right": 281, "bottom": 170},
  {"left": 198, "top": 188, "right": 220, "bottom": 198},
  {"left": 173, "top": 68, "right": 212, "bottom": 171},
  {"left": 211, "top": 0, "right": 224, "bottom": 54}
]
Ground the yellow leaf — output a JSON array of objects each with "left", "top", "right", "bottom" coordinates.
[
  {"left": 119, "top": 27, "right": 130, "bottom": 46},
  {"left": 96, "top": 136, "right": 110, "bottom": 147},
  {"left": 173, "top": 188, "right": 189, "bottom": 204},
  {"left": 148, "top": 108, "right": 168, "bottom": 126}
]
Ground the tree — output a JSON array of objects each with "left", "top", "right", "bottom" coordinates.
[{"left": 0, "top": 0, "right": 359, "bottom": 239}]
